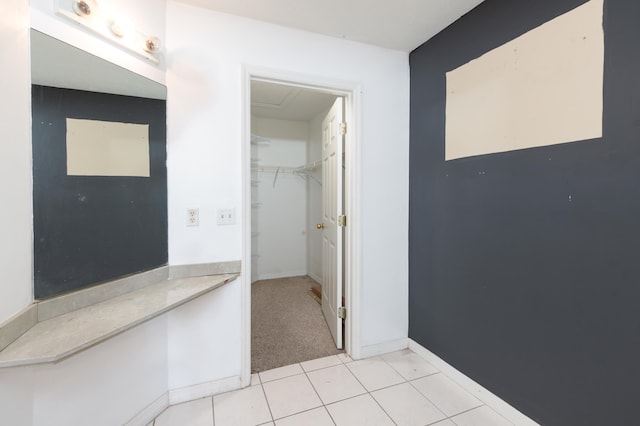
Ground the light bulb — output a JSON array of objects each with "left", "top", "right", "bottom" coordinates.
[
  {"left": 144, "top": 37, "right": 161, "bottom": 53},
  {"left": 72, "top": 0, "right": 93, "bottom": 17},
  {"left": 111, "top": 18, "right": 133, "bottom": 38}
]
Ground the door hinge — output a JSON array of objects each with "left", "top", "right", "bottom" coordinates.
[
  {"left": 339, "top": 122, "right": 347, "bottom": 135},
  {"left": 338, "top": 215, "right": 347, "bottom": 227},
  {"left": 338, "top": 307, "right": 346, "bottom": 319}
]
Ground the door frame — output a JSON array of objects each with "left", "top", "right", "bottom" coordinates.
[{"left": 241, "top": 66, "right": 363, "bottom": 386}]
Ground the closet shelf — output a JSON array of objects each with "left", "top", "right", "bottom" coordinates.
[
  {"left": 294, "top": 159, "right": 322, "bottom": 172},
  {"left": 254, "top": 165, "right": 296, "bottom": 174},
  {"left": 253, "top": 161, "right": 322, "bottom": 187},
  {"left": 254, "top": 159, "right": 321, "bottom": 175}
]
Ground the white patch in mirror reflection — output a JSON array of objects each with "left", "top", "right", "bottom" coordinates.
[
  {"left": 445, "top": 0, "right": 604, "bottom": 161},
  {"left": 66, "top": 118, "right": 150, "bottom": 177}
]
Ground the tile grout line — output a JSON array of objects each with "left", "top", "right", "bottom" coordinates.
[
  {"left": 266, "top": 354, "right": 351, "bottom": 424},
  {"left": 344, "top": 356, "right": 399, "bottom": 426},
  {"left": 158, "top": 349, "right": 492, "bottom": 425},
  {"left": 301, "top": 362, "right": 337, "bottom": 425},
  {"left": 258, "top": 362, "right": 309, "bottom": 384},
  {"left": 405, "top": 375, "right": 450, "bottom": 422},
  {"left": 448, "top": 404, "right": 515, "bottom": 425},
  {"left": 260, "top": 363, "right": 331, "bottom": 422},
  {"left": 377, "top": 353, "right": 451, "bottom": 425},
  {"left": 258, "top": 376, "right": 276, "bottom": 424},
  {"left": 405, "top": 372, "right": 493, "bottom": 423},
  {"left": 392, "top": 354, "right": 514, "bottom": 425},
  {"left": 378, "top": 354, "right": 463, "bottom": 423},
  {"left": 447, "top": 404, "right": 486, "bottom": 422}
]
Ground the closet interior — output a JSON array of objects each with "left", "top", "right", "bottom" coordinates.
[
  {"left": 250, "top": 81, "right": 336, "bottom": 285},
  {"left": 250, "top": 80, "right": 342, "bottom": 372}
]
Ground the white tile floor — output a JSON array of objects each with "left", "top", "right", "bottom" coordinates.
[{"left": 152, "top": 349, "right": 513, "bottom": 426}]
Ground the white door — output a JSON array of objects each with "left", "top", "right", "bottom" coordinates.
[{"left": 320, "top": 98, "right": 344, "bottom": 349}]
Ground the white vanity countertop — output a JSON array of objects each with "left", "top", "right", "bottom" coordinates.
[{"left": 0, "top": 274, "right": 238, "bottom": 368}]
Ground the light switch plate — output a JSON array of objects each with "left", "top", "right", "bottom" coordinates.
[{"left": 217, "top": 208, "right": 236, "bottom": 225}]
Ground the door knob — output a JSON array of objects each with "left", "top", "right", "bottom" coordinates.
[{"left": 316, "top": 223, "right": 325, "bottom": 229}]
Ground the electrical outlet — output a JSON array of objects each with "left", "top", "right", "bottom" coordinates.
[
  {"left": 186, "top": 208, "right": 199, "bottom": 226},
  {"left": 217, "top": 208, "right": 236, "bottom": 225}
]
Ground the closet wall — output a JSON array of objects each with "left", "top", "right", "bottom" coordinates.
[{"left": 252, "top": 117, "right": 322, "bottom": 282}]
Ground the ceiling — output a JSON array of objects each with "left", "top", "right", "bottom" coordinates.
[
  {"left": 175, "top": 0, "right": 485, "bottom": 52},
  {"left": 251, "top": 80, "right": 337, "bottom": 121}
]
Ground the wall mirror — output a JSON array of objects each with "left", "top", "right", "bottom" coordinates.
[{"left": 30, "top": 29, "right": 168, "bottom": 299}]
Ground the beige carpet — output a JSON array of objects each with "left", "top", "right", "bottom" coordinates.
[{"left": 251, "top": 275, "right": 342, "bottom": 373}]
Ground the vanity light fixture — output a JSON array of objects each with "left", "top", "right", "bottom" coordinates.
[
  {"left": 59, "top": 0, "right": 162, "bottom": 62},
  {"left": 110, "top": 18, "right": 132, "bottom": 38}
]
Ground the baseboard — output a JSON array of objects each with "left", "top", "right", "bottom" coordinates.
[
  {"left": 124, "top": 392, "right": 169, "bottom": 426},
  {"left": 359, "top": 338, "right": 408, "bottom": 359},
  {"left": 168, "top": 375, "right": 243, "bottom": 405},
  {"left": 257, "top": 271, "right": 308, "bottom": 280},
  {"left": 408, "top": 339, "right": 539, "bottom": 426},
  {"left": 307, "top": 272, "right": 321, "bottom": 284}
]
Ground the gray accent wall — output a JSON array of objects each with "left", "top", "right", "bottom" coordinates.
[{"left": 409, "top": 0, "right": 640, "bottom": 424}]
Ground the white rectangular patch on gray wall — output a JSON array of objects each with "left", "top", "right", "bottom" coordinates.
[
  {"left": 66, "top": 118, "right": 150, "bottom": 177},
  {"left": 445, "top": 0, "right": 604, "bottom": 161}
]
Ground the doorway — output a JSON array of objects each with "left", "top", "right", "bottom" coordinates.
[
  {"left": 248, "top": 79, "right": 345, "bottom": 372},
  {"left": 242, "top": 70, "right": 361, "bottom": 384}
]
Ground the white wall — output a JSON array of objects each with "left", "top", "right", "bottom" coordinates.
[
  {"left": 0, "top": 0, "right": 410, "bottom": 422},
  {"left": 307, "top": 110, "right": 326, "bottom": 283},
  {"left": 168, "top": 282, "right": 242, "bottom": 391},
  {"left": 166, "top": 1, "right": 410, "bottom": 355},
  {"left": 0, "top": 367, "right": 33, "bottom": 426},
  {"left": 0, "top": 316, "right": 168, "bottom": 426},
  {"left": 32, "top": 318, "right": 167, "bottom": 426},
  {"left": 0, "top": 2, "right": 237, "bottom": 425},
  {"left": 0, "top": 0, "right": 33, "bottom": 323},
  {"left": 252, "top": 117, "right": 309, "bottom": 280}
]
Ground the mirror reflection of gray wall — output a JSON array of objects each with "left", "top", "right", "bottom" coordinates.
[{"left": 32, "top": 85, "right": 167, "bottom": 299}]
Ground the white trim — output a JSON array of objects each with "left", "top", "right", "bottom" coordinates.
[
  {"left": 124, "top": 392, "right": 169, "bottom": 426},
  {"left": 241, "top": 66, "right": 252, "bottom": 389},
  {"left": 360, "top": 338, "right": 408, "bottom": 359},
  {"left": 307, "top": 272, "right": 321, "bottom": 284},
  {"left": 257, "top": 271, "right": 309, "bottom": 281},
  {"left": 168, "top": 375, "right": 243, "bottom": 405},
  {"left": 408, "top": 339, "right": 540, "bottom": 426},
  {"left": 241, "top": 66, "right": 362, "bottom": 382},
  {"left": 344, "top": 85, "right": 362, "bottom": 360}
]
